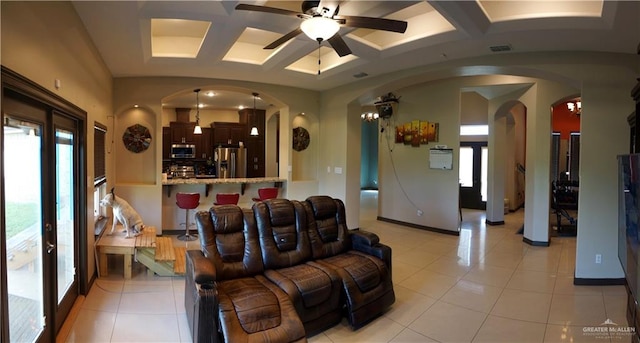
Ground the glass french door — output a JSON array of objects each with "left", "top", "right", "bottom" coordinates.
[
  {"left": 3, "top": 99, "right": 79, "bottom": 342},
  {"left": 459, "top": 142, "right": 488, "bottom": 210}
]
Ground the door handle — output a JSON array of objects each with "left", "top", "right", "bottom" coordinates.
[{"left": 46, "top": 241, "right": 56, "bottom": 254}]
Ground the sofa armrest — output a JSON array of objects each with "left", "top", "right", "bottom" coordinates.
[
  {"left": 187, "top": 250, "right": 217, "bottom": 284},
  {"left": 349, "top": 230, "right": 392, "bottom": 275},
  {"left": 350, "top": 230, "right": 380, "bottom": 246},
  {"left": 185, "top": 250, "right": 221, "bottom": 343}
]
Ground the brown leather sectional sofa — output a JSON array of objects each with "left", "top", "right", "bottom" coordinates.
[{"left": 184, "top": 195, "right": 395, "bottom": 343}]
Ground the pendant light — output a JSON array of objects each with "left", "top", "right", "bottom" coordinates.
[
  {"left": 250, "top": 92, "right": 259, "bottom": 136},
  {"left": 193, "top": 88, "right": 202, "bottom": 134}
]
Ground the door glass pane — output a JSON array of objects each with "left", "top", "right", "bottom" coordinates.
[
  {"left": 481, "top": 147, "right": 488, "bottom": 202},
  {"left": 4, "top": 118, "right": 44, "bottom": 343},
  {"left": 56, "top": 128, "right": 75, "bottom": 303},
  {"left": 459, "top": 147, "right": 473, "bottom": 187}
]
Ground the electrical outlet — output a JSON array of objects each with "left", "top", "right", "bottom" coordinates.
[
  {"left": 595, "top": 254, "right": 602, "bottom": 264},
  {"left": 417, "top": 210, "right": 423, "bottom": 216}
]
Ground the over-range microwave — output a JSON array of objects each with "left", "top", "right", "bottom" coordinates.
[{"left": 171, "top": 144, "right": 196, "bottom": 159}]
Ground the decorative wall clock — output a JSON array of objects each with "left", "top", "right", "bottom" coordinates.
[
  {"left": 292, "top": 126, "right": 310, "bottom": 151},
  {"left": 123, "top": 124, "right": 152, "bottom": 153}
]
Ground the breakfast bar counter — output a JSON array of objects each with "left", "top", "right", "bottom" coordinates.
[{"left": 162, "top": 177, "right": 285, "bottom": 197}]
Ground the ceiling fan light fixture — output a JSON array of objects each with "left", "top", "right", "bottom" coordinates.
[{"left": 300, "top": 16, "right": 339, "bottom": 41}]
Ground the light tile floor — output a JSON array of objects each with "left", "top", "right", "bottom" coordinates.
[{"left": 61, "top": 191, "right": 628, "bottom": 342}]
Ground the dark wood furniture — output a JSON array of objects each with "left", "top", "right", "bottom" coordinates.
[{"left": 621, "top": 45, "right": 640, "bottom": 343}]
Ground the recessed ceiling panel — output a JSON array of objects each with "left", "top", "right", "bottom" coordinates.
[
  {"left": 223, "top": 28, "right": 289, "bottom": 65},
  {"left": 151, "top": 18, "right": 211, "bottom": 58},
  {"left": 347, "top": 2, "right": 455, "bottom": 50},
  {"left": 478, "top": 0, "right": 604, "bottom": 22},
  {"left": 286, "top": 46, "right": 357, "bottom": 75}
]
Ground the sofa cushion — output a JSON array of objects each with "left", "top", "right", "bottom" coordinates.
[
  {"left": 217, "top": 275, "right": 306, "bottom": 342},
  {"left": 321, "top": 252, "right": 381, "bottom": 293},
  {"left": 218, "top": 277, "right": 281, "bottom": 332}
]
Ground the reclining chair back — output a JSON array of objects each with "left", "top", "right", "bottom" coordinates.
[
  {"left": 303, "top": 195, "right": 351, "bottom": 259},
  {"left": 195, "top": 205, "right": 263, "bottom": 280},
  {"left": 253, "top": 199, "right": 311, "bottom": 268}
]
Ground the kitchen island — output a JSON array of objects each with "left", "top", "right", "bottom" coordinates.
[
  {"left": 161, "top": 176, "right": 286, "bottom": 233},
  {"left": 162, "top": 176, "right": 285, "bottom": 197}
]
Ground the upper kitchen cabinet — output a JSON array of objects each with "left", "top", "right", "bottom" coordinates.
[
  {"left": 211, "top": 122, "right": 245, "bottom": 146},
  {"left": 162, "top": 126, "right": 171, "bottom": 160},
  {"left": 170, "top": 121, "right": 197, "bottom": 144},
  {"left": 166, "top": 123, "right": 212, "bottom": 160},
  {"left": 238, "top": 108, "right": 265, "bottom": 137}
]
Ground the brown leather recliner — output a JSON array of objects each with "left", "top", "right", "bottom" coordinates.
[
  {"left": 253, "top": 199, "right": 343, "bottom": 336},
  {"left": 184, "top": 205, "right": 306, "bottom": 343},
  {"left": 303, "top": 195, "right": 395, "bottom": 328}
]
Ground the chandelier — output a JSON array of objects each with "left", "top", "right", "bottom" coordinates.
[
  {"left": 361, "top": 112, "right": 379, "bottom": 122},
  {"left": 567, "top": 100, "right": 581, "bottom": 116}
]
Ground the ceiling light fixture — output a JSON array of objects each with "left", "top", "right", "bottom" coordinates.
[
  {"left": 193, "top": 88, "right": 202, "bottom": 134},
  {"left": 361, "top": 112, "right": 379, "bottom": 122},
  {"left": 300, "top": 16, "right": 340, "bottom": 76},
  {"left": 250, "top": 92, "right": 259, "bottom": 136},
  {"left": 567, "top": 100, "right": 581, "bottom": 116},
  {"left": 300, "top": 16, "right": 339, "bottom": 42}
]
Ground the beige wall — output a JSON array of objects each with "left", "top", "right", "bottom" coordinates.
[{"left": 1, "top": 1, "right": 114, "bottom": 284}]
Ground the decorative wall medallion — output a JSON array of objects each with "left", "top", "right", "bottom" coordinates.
[
  {"left": 292, "top": 127, "right": 310, "bottom": 151},
  {"left": 123, "top": 124, "right": 152, "bottom": 153}
]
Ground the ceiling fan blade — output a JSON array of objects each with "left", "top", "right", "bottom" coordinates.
[
  {"left": 336, "top": 15, "right": 407, "bottom": 33},
  {"left": 264, "top": 27, "right": 303, "bottom": 50},
  {"left": 327, "top": 33, "right": 352, "bottom": 57},
  {"left": 235, "top": 4, "right": 301, "bottom": 17}
]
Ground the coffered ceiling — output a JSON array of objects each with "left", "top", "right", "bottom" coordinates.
[{"left": 71, "top": 1, "right": 639, "bottom": 109}]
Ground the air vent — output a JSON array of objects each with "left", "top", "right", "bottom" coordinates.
[
  {"left": 489, "top": 44, "right": 512, "bottom": 52},
  {"left": 353, "top": 72, "right": 369, "bottom": 78}
]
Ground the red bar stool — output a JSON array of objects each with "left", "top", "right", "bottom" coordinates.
[
  {"left": 251, "top": 187, "right": 279, "bottom": 202},
  {"left": 176, "top": 192, "right": 200, "bottom": 241},
  {"left": 214, "top": 193, "right": 240, "bottom": 205}
]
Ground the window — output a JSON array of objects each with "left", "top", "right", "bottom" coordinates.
[
  {"left": 460, "top": 125, "right": 488, "bottom": 136},
  {"left": 94, "top": 122, "right": 107, "bottom": 219},
  {"left": 94, "top": 122, "right": 106, "bottom": 186}
]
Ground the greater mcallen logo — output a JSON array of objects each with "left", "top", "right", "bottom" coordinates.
[{"left": 582, "top": 319, "right": 635, "bottom": 339}]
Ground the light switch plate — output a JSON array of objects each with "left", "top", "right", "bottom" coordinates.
[{"left": 334, "top": 167, "right": 342, "bottom": 174}]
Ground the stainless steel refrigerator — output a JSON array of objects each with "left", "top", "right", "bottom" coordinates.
[{"left": 215, "top": 147, "right": 246, "bottom": 178}]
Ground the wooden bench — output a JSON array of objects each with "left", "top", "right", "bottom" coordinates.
[{"left": 96, "top": 226, "right": 156, "bottom": 279}]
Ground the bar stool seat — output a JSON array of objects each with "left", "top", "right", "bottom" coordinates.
[
  {"left": 176, "top": 192, "right": 200, "bottom": 241},
  {"left": 214, "top": 193, "right": 240, "bottom": 205},
  {"left": 251, "top": 187, "right": 279, "bottom": 202}
]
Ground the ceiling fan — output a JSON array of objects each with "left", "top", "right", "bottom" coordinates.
[{"left": 235, "top": 1, "right": 408, "bottom": 57}]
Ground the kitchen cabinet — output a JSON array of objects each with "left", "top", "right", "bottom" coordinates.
[
  {"left": 170, "top": 121, "right": 196, "bottom": 144},
  {"left": 211, "top": 122, "right": 245, "bottom": 146},
  {"left": 239, "top": 108, "right": 266, "bottom": 178},
  {"left": 166, "top": 122, "right": 212, "bottom": 160},
  {"left": 198, "top": 127, "right": 213, "bottom": 160},
  {"left": 246, "top": 139, "right": 265, "bottom": 177},
  {"left": 162, "top": 126, "right": 171, "bottom": 160}
]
